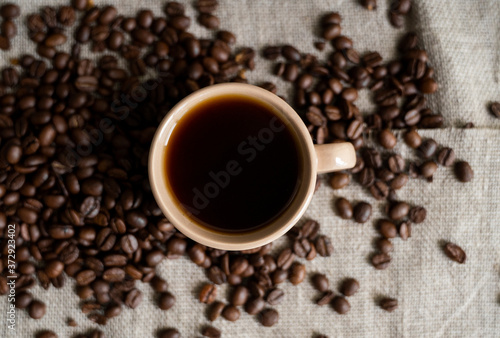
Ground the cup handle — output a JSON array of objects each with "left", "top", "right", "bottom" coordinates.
[{"left": 314, "top": 142, "right": 356, "bottom": 174}]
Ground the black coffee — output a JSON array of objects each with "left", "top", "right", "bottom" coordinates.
[{"left": 164, "top": 95, "right": 301, "bottom": 233}]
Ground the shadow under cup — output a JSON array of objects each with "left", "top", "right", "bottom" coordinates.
[{"left": 149, "top": 84, "right": 317, "bottom": 250}]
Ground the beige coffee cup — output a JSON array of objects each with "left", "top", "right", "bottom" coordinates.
[{"left": 149, "top": 83, "right": 355, "bottom": 250}]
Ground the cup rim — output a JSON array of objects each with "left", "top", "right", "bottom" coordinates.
[{"left": 149, "top": 83, "right": 317, "bottom": 250}]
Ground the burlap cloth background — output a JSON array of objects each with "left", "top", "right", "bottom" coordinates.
[{"left": 1, "top": 0, "right": 499, "bottom": 337}]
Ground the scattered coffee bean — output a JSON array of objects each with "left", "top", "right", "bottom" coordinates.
[
  {"left": 379, "top": 297, "right": 398, "bottom": 312},
  {"left": 454, "top": 161, "right": 473, "bottom": 182},
  {"left": 199, "top": 284, "right": 217, "bottom": 304},
  {"left": 208, "top": 301, "right": 226, "bottom": 321},
  {"left": 231, "top": 285, "right": 249, "bottom": 306},
  {"left": 388, "top": 202, "right": 410, "bottom": 220},
  {"left": 436, "top": 147, "right": 455, "bottom": 166},
  {"left": 222, "top": 305, "right": 240, "bottom": 321},
  {"left": 376, "top": 238, "right": 394, "bottom": 254},
  {"left": 408, "top": 206, "right": 426, "bottom": 223},
  {"left": 489, "top": 102, "right": 500, "bottom": 118},
  {"left": 335, "top": 198, "right": 353, "bottom": 219},
  {"left": 260, "top": 308, "right": 279, "bottom": 327},
  {"left": 311, "top": 273, "right": 329, "bottom": 292},
  {"left": 443, "top": 242, "right": 466, "bottom": 264},
  {"left": 372, "top": 253, "right": 391, "bottom": 270},
  {"left": 340, "top": 278, "right": 360, "bottom": 297},
  {"left": 36, "top": 331, "right": 57, "bottom": 338},
  {"left": 28, "top": 300, "right": 46, "bottom": 319},
  {"left": 379, "top": 220, "right": 397, "bottom": 238},
  {"left": 399, "top": 221, "right": 411, "bottom": 240},
  {"left": 362, "top": 0, "right": 377, "bottom": 10},
  {"left": 353, "top": 202, "right": 372, "bottom": 223},
  {"left": 245, "top": 297, "right": 265, "bottom": 315},
  {"left": 379, "top": 129, "right": 397, "bottom": 149},
  {"left": 266, "top": 288, "right": 284, "bottom": 305},
  {"left": 404, "top": 129, "right": 422, "bottom": 148},
  {"left": 159, "top": 292, "right": 176, "bottom": 310},
  {"left": 157, "top": 328, "right": 181, "bottom": 338},
  {"left": 315, "top": 235, "right": 334, "bottom": 257},
  {"left": 419, "top": 161, "right": 438, "bottom": 178},
  {"left": 330, "top": 172, "right": 350, "bottom": 189},
  {"left": 202, "top": 326, "right": 221, "bottom": 338},
  {"left": 418, "top": 139, "right": 438, "bottom": 159},
  {"left": 331, "top": 296, "right": 350, "bottom": 314},
  {"left": 289, "top": 263, "right": 306, "bottom": 285}
]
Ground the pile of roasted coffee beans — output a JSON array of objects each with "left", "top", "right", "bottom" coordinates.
[{"left": 0, "top": 0, "right": 475, "bottom": 337}]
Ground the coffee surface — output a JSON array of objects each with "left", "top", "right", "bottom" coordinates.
[{"left": 165, "top": 95, "right": 300, "bottom": 233}]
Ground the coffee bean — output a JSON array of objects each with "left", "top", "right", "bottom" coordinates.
[
  {"left": 310, "top": 274, "right": 330, "bottom": 294},
  {"left": 454, "top": 161, "right": 473, "bottom": 182},
  {"left": 76, "top": 269, "right": 96, "bottom": 286},
  {"left": 207, "top": 301, "right": 225, "bottom": 321},
  {"left": 315, "top": 235, "right": 334, "bottom": 257},
  {"left": 379, "top": 220, "right": 397, "bottom": 239},
  {"left": 158, "top": 292, "right": 175, "bottom": 310},
  {"left": 353, "top": 202, "right": 372, "bottom": 223},
  {"left": 264, "top": 288, "right": 284, "bottom": 305},
  {"left": 399, "top": 221, "right": 411, "bottom": 240},
  {"left": 332, "top": 296, "right": 350, "bottom": 314},
  {"left": 329, "top": 172, "right": 350, "bottom": 189},
  {"left": 222, "top": 305, "right": 240, "bottom": 321},
  {"left": 335, "top": 198, "right": 353, "bottom": 219},
  {"left": 371, "top": 253, "right": 391, "bottom": 269},
  {"left": 489, "top": 102, "right": 500, "bottom": 118},
  {"left": 0, "top": 4, "right": 20, "bottom": 19},
  {"left": 370, "top": 180, "right": 389, "bottom": 200},
  {"left": 377, "top": 238, "right": 394, "bottom": 254},
  {"left": 388, "top": 202, "right": 410, "bottom": 220},
  {"left": 28, "top": 300, "right": 46, "bottom": 319},
  {"left": 260, "top": 308, "right": 279, "bottom": 327},
  {"left": 362, "top": 0, "right": 377, "bottom": 10},
  {"left": 358, "top": 167, "right": 375, "bottom": 187},
  {"left": 444, "top": 242, "right": 466, "bottom": 264},
  {"left": 404, "top": 129, "right": 422, "bottom": 148},
  {"left": 158, "top": 328, "right": 180, "bottom": 338},
  {"left": 418, "top": 139, "right": 438, "bottom": 159},
  {"left": 379, "top": 297, "right": 398, "bottom": 312},
  {"left": 36, "top": 331, "right": 57, "bottom": 338},
  {"left": 202, "top": 326, "right": 221, "bottom": 338},
  {"left": 289, "top": 263, "right": 306, "bottom": 285},
  {"left": 408, "top": 206, "right": 426, "bottom": 223},
  {"left": 339, "top": 278, "right": 360, "bottom": 297},
  {"left": 419, "top": 161, "right": 438, "bottom": 178},
  {"left": 198, "top": 13, "right": 219, "bottom": 29},
  {"left": 436, "top": 147, "right": 455, "bottom": 166},
  {"left": 282, "top": 45, "right": 301, "bottom": 62}
]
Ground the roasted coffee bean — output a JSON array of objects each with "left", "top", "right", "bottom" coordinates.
[
  {"left": 371, "top": 253, "right": 391, "bottom": 269},
  {"left": 208, "top": 301, "right": 225, "bottom": 321},
  {"left": 418, "top": 139, "right": 438, "bottom": 159},
  {"left": 151, "top": 276, "right": 169, "bottom": 293},
  {"left": 379, "top": 220, "right": 397, "bottom": 238},
  {"left": 289, "top": 263, "right": 306, "bottom": 285},
  {"left": 335, "top": 198, "right": 353, "bottom": 219},
  {"left": 260, "top": 308, "right": 279, "bottom": 327},
  {"left": 332, "top": 296, "right": 350, "bottom": 314},
  {"left": 358, "top": 167, "right": 375, "bottom": 187},
  {"left": 230, "top": 285, "right": 249, "bottom": 306},
  {"left": 201, "top": 326, "right": 221, "bottom": 338},
  {"left": 222, "top": 305, "right": 240, "bottom": 321},
  {"left": 105, "top": 304, "right": 122, "bottom": 318},
  {"left": 265, "top": 288, "right": 284, "bottom": 305},
  {"left": 377, "top": 238, "right": 394, "bottom": 254},
  {"left": 125, "top": 288, "right": 143, "bottom": 309},
  {"left": 0, "top": 3, "right": 20, "bottom": 19},
  {"left": 244, "top": 297, "right": 265, "bottom": 315},
  {"left": 353, "top": 202, "right": 372, "bottom": 223},
  {"left": 103, "top": 267, "right": 125, "bottom": 282},
  {"left": 489, "top": 102, "right": 500, "bottom": 118},
  {"left": 315, "top": 235, "right": 334, "bottom": 257},
  {"left": 404, "top": 129, "right": 422, "bottom": 148},
  {"left": 158, "top": 292, "right": 175, "bottom": 310},
  {"left": 198, "top": 284, "right": 217, "bottom": 304},
  {"left": 419, "top": 161, "right": 438, "bottom": 178},
  {"left": 454, "top": 161, "right": 473, "bottom": 182},
  {"left": 444, "top": 242, "right": 466, "bottom": 264},
  {"left": 198, "top": 13, "right": 219, "bottom": 29},
  {"left": 391, "top": 173, "right": 408, "bottom": 190},
  {"left": 362, "top": 0, "right": 377, "bottom": 10},
  {"left": 28, "top": 300, "right": 46, "bottom": 319},
  {"left": 311, "top": 273, "right": 329, "bottom": 292},
  {"left": 436, "top": 147, "right": 455, "bottom": 166},
  {"left": 76, "top": 269, "right": 96, "bottom": 286},
  {"left": 157, "top": 328, "right": 181, "bottom": 338},
  {"left": 35, "top": 331, "right": 57, "bottom": 338},
  {"left": 379, "top": 297, "right": 398, "bottom": 312},
  {"left": 388, "top": 202, "right": 410, "bottom": 220},
  {"left": 282, "top": 45, "right": 301, "bottom": 62},
  {"left": 330, "top": 172, "right": 350, "bottom": 189},
  {"left": 370, "top": 180, "right": 389, "bottom": 200},
  {"left": 207, "top": 266, "right": 226, "bottom": 284},
  {"left": 378, "top": 129, "right": 397, "bottom": 149},
  {"left": 276, "top": 248, "right": 295, "bottom": 270},
  {"left": 399, "top": 221, "right": 411, "bottom": 240},
  {"left": 387, "top": 155, "right": 405, "bottom": 173},
  {"left": 408, "top": 206, "right": 426, "bottom": 223}
]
